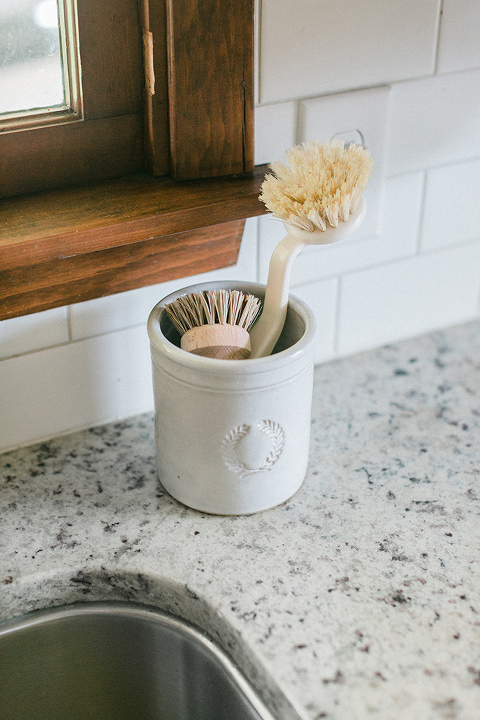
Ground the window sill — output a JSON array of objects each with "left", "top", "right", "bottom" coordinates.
[{"left": 0, "top": 166, "right": 268, "bottom": 321}]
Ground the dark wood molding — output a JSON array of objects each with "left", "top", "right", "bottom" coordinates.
[
  {"left": 1, "top": 221, "right": 246, "bottom": 319},
  {"left": 0, "top": 166, "right": 269, "bottom": 320},
  {"left": 0, "top": 114, "right": 144, "bottom": 198},
  {"left": 78, "top": 0, "right": 144, "bottom": 120},
  {"left": 166, "top": 0, "right": 254, "bottom": 180}
]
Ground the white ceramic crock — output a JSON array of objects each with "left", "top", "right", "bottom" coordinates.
[{"left": 147, "top": 281, "right": 316, "bottom": 515}]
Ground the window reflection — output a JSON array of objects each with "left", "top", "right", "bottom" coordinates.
[{"left": 0, "top": 0, "right": 64, "bottom": 115}]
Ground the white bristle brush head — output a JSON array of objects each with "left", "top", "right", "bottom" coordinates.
[
  {"left": 260, "top": 139, "right": 373, "bottom": 235},
  {"left": 249, "top": 139, "right": 373, "bottom": 359},
  {"left": 165, "top": 289, "right": 261, "bottom": 360}
]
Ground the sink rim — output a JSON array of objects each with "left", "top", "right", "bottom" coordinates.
[{"left": 0, "top": 600, "right": 278, "bottom": 720}]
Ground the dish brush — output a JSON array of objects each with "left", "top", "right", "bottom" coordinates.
[
  {"left": 165, "top": 288, "right": 262, "bottom": 359},
  {"left": 249, "top": 139, "right": 374, "bottom": 358}
]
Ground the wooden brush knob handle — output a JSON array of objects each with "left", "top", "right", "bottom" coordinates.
[{"left": 181, "top": 324, "right": 251, "bottom": 360}]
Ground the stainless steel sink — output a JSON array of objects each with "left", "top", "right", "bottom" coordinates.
[{"left": 0, "top": 602, "right": 277, "bottom": 720}]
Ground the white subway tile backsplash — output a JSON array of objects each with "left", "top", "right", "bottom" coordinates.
[
  {"left": 70, "top": 218, "right": 258, "bottom": 341},
  {"left": 337, "top": 243, "right": 480, "bottom": 356},
  {"left": 386, "top": 69, "right": 480, "bottom": 174},
  {"left": 259, "top": 0, "right": 440, "bottom": 104},
  {"left": 0, "top": 307, "right": 69, "bottom": 360},
  {"left": 421, "top": 158, "right": 480, "bottom": 252},
  {"left": 0, "top": 325, "right": 153, "bottom": 453},
  {"left": 258, "top": 172, "right": 423, "bottom": 286},
  {"left": 292, "top": 278, "right": 338, "bottom": 364},
  {"left": 70, "top": 285, "right": 165, "bottom": 341},
  {"left": 437, "top": 0, "right": 480, "bottom": 74},
  {"left": 254, "top": 101, "right": 296, "bottom": 165},
  {"left": 299, "top": 86, "right": 390, "bottom": 239}
]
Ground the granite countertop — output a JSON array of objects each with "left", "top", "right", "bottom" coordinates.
[{"left": 1, "top": 320, "right": 480, "bottom": 720}]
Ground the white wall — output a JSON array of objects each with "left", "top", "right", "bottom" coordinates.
[{"left": 1, "top": 0, "right": 480, "bottom": 452}]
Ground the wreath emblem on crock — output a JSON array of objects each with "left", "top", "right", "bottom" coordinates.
[{"left": 221, "top": 420, "right": 285, "bottom": 478}]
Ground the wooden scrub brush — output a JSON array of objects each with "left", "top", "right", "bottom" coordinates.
[
  {"left": 165, "top": 289, "right": 261, "bottom": 360},
  {"left": 249, "top": 139, "right": 374, "bottom": 358}
]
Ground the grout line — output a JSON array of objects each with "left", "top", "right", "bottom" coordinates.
[
  {"left": 0, "top": 408, "right": 155, "bottom": 456},
  {"left": 385, "top": 152, "right": 480, "bottom": 179},
  {"left": 430, "top": 64, "right": 480, "bottom": 83},
  {"left": 415, "top": 170, "right": 429, "bottom": 255},
  {"left": 331, "top": 275, "right": 341, "bottom": 357},
  {"left": 0, "top": 322, "right": 149, "bottom": 363},
  {"left": 433, "top": 0, "right": 445, "bottom": 75},
  {"left": 290, "top": 235, "right": 480, "bottom": 292},
  {"left": 256, "top": 66, "right": 480, "bottom": 110},
  {"left": 257, "top": 82, "right": 393, "bottom": 108},
  {"left": 476, "top": 260, "right": 480, "bottom": 313},
  {"left": 435, "top": 63, "right": 480, "bottom": 78},
  {"left": 294, "top": 100, "right": 301, "bottom": 144},
  {"left": 66, "top": 305, "right": 73, "bottom": 342}
]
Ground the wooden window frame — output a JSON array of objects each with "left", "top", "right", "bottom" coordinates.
[
  {"left": 0, "top": 0, "right": 146, "bottom": 198},
  {"left": 0, "top": 0, "right": 268, "bottom": 322}
]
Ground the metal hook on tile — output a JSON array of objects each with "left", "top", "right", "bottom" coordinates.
[{"left": 331, "top": 129, "right": 366, "bottom": 148}]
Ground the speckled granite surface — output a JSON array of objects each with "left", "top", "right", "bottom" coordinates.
[{"left": 1, "top": 320, "right": 480, "bottom": 720}]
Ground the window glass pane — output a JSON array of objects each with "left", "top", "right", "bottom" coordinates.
[{"left": 0, "top": 0, "right": 64, "bottom": 115}]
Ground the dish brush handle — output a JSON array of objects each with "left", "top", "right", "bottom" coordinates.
[
  {"left": 181, "top": 323, "right": 252, "bottom": 359},
  {"left": 249, "top": 233, "right": 306, "bottom": 358}
]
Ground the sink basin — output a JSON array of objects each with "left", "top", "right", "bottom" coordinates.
[{"left": 0, "top": 602, "right": 276, "bottom": 720}]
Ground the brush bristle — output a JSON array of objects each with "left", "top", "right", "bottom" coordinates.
[
  {"left": 259, "top": 139, "right": 373, "bottom": 232},
  {"left": 165, "top": 290, "right": 262, "bottom": 336}
]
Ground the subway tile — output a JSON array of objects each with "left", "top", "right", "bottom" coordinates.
[
  {"left": 292, "top": 278, "right": 338, "bottom": 364},
  {"left": 254, "top": 101, "right": 296, "bottom": 165},
  {"left": 421, "top": 158, "right": 480, "bottom": 252},
  {"left": 386, "top": 69, "right": 480, "bottom": 174},
  {"left": 437, "top": 0, "right": 480, "bottom": 74},
  {"left": 259, "top": 0, "right": 439, "bottom": 104},
  {"left": 70, "top": 286, "right": 163, "bottom": 342},
  {"left": 299, "top": 86, "right": 390, "bottom": 239},
  {"left": 337, "top": 243, "right": 480, "bottom": 356},
  {"left": 258, "top": 172, "right": 423, "bottom": 286},
  {"left": 70, "top": 218, "right": 258, "bottom": 340},
  {"left": 0, "top": 306, "right": 69, "bottom": 360},
  {"left": 0, "top": 325, "right": 153, "bottom": 453}
]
